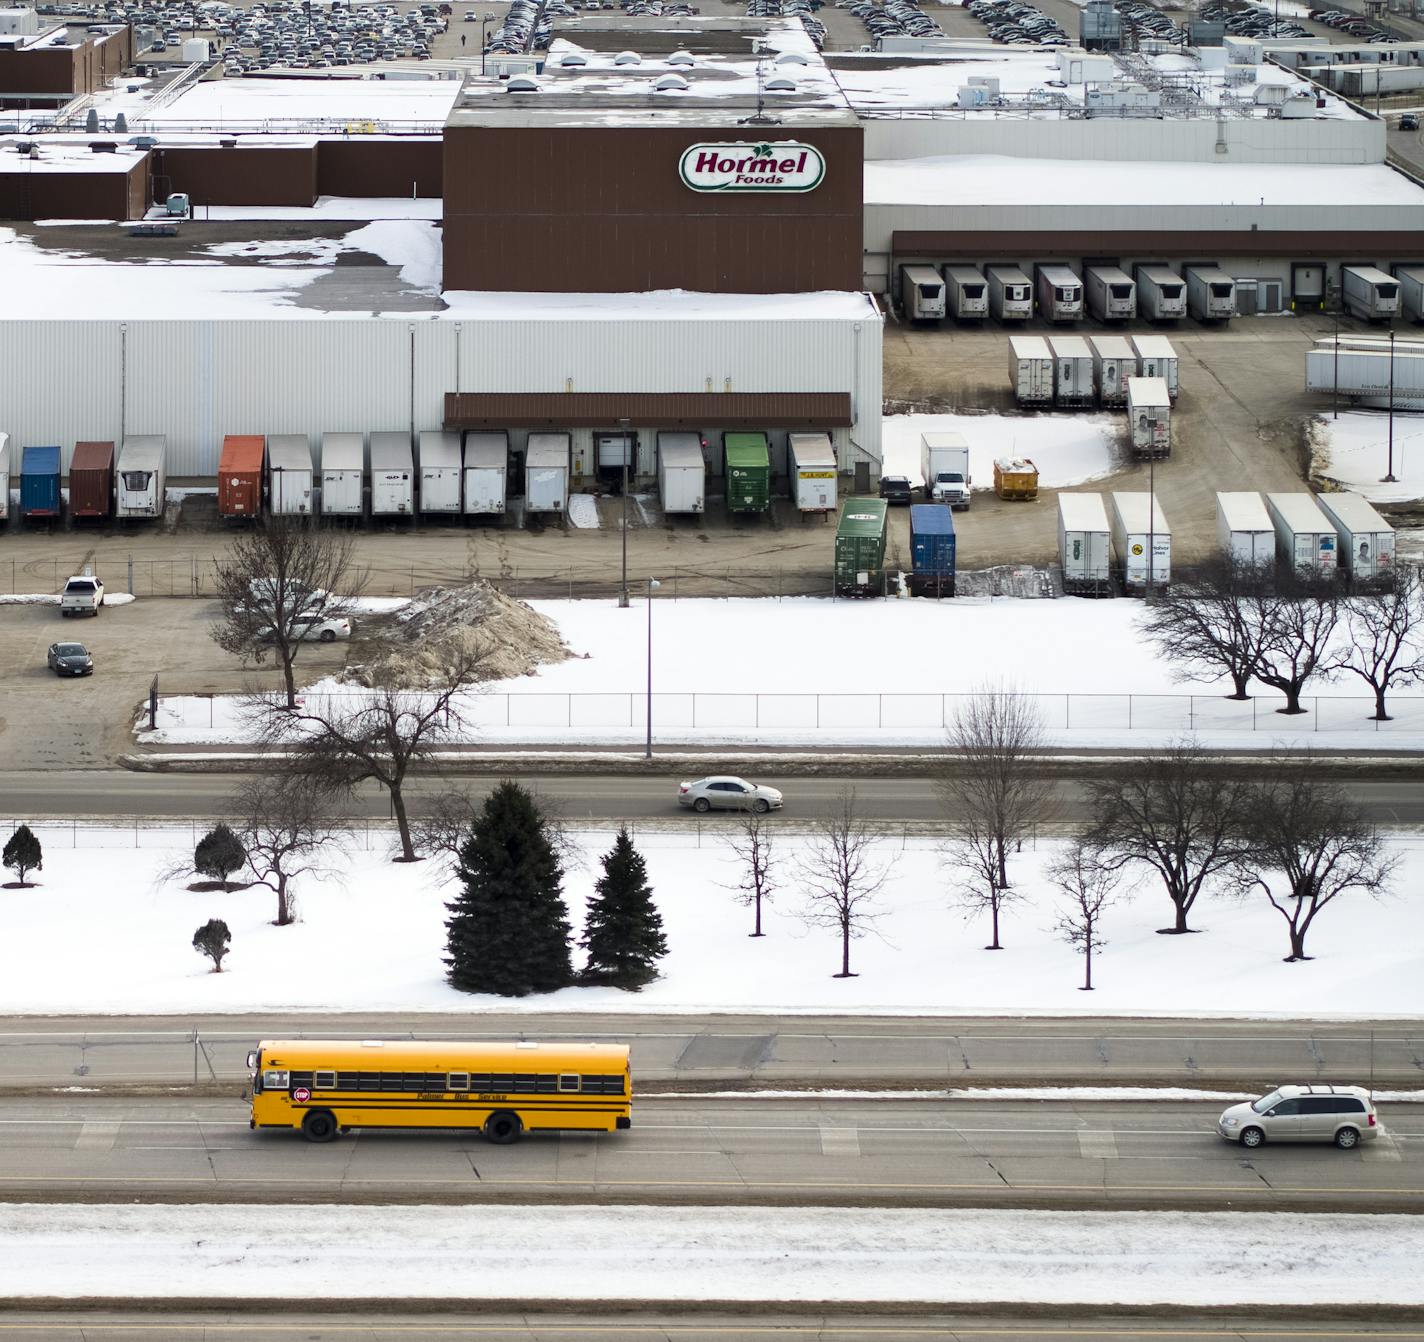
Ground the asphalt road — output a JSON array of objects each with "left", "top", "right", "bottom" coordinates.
[
  {"left": 0, "top": 1093, "right": 1416, "bottom": 1212},
  {"left": 0, "top": 1317, "right": 1418, "bottom": 1341},
  {"left": 3, "top": 1013, "right": 1421, "bottom": 1092},
  {"left": 5, "top": 771, "right": 1424, "bottom": 827}
]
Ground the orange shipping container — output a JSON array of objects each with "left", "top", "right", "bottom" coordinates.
[
  {"left": 219, "top": 435, "right": 266, "bottom": 518},
  {"left": 69, "top": 440, "right": 115, "bottom": 518}
]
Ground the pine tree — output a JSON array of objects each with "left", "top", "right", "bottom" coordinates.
[
  {"left": 2, "top": 825, "right": 42, "bottom": 888},
  {"left": 581, "top": 826, "right": 667, "bottom": 990},
  {"left": 444, "top": 780, "right": 573, "bottom": 996},
  {"left": 194, "top": 824, "right": 246, "bottom": 891},
  {"left": 192, "top": 918, "right": 232, "bottom": 973}
]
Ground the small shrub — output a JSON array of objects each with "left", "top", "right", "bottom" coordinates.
[{"left": 193, "top": 918, "right": 232, "bottom": 973}]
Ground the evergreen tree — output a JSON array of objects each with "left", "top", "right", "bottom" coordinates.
[
  {"left": 2, "top": 825, "right": 42, "bottom": 887},
  {"left": 194, "top": 824, "right": 246, "bottom": 891},
  {"left": 192, "top": 918, "right": 232, "bottom": 973},
  {"left": 581, "top": 826, "right": 667, "bottom": 990},
  {"left": 445, "top": 780, "right": 572, "bottom": 996}
]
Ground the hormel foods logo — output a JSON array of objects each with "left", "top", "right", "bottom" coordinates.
[{"left": 679, "top": 140, "right": 825, "bottom": 193}]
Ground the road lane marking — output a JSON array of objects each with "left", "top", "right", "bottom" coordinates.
[
  {"left": 74, "top": 1121, "right": 119, "bottom": 1151},
  {"left": 820, "top": 1126, "right": 861, "bottom": 1157},
  {"left": 1076, "top": 1130, "right": 1118, "bottom": 1160},
  {"left": 1364, "top": 1132, "right": 1404, "bottom": 1162}
]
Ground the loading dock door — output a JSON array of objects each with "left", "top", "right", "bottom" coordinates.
[
  {"left": 595, "top": 432, "right": 635, "bottom": 485},
  {"left": 1292, "top": 263, "right": 1326, "bottom": 307}
]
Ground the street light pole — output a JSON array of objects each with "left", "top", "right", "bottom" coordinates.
[
  {"left": 645, "top": 577, "right": 660, "bottom": 760},
  {"left": 1385, "top": 326, "right": 1398, "bottom": 482},
  {"left": 619, "top": 417, "right": 632, "bottom": 608},
  {"left": 480, "top": 14, "right": 493, "bottom": 75}
]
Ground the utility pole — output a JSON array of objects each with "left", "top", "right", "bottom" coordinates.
[
  {"left": 1385, "top": 326, "right": 1398, "bottom": 482},
  {"left": 618, "top": 417, "right": 632, "bottom": 608}
]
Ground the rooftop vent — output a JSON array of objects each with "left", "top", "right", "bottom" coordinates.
[
  {"left": 89, "top": 140, "right": 117, "bottom": 153},
  {"left": 774, "top": 50, "right": 808, "bottom": 64},
  {"left": 666, "top": 48, "right": 694, "bottom": 65},
  {"left": 654, "top": 72, "right": 688, "bottom": 90},
  {"left": 506, "top": 74, "right": 540, "bottom": 90},
  {"left": 558, "top": 50, "right": 586, "bottom": 65},
  {"left": 613, "top": 48, "right": 640, "bottom": 64},
  {"left": 765, "top": 75, "right": 796, "bottom": 91}
]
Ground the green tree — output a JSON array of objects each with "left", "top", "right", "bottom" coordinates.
[
  {"left": 2, "top": 825, "right": 42, "bottom": 888},
  {"left": 192, "top": 918, "right": 232, "bottom": 973},
  {"left": 445, "top": 781, "right": 573, "bottom": 996},
  {"left": 581, "top": 827, "right": 668, "bottom": 990},
  {"left": 194, "top": 824, "right": 246, "bottom": 891}
]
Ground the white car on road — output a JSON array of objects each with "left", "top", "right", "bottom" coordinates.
[{"left": 677, "top": 776, "right": 783, "bottom": 814}]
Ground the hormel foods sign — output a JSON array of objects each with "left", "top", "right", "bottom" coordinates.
[{"left": 679, "top": 141, "right": 825, "bottom": 193}]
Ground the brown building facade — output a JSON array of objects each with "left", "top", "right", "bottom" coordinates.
[
  {"left": 442, "top": 110, "right": 863, "bottom": 294},
  {"left": 0, "top": 23, "right": 131, "bottom": 100}
]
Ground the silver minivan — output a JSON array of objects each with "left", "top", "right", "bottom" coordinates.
[{"left": 1218, "top": 1085, "right": 1379, "bottom": 1150}]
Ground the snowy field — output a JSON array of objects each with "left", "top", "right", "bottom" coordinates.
[
  {"left": 149, "top": 596, "right": 1424, "bottom": 750},
  {"left": 881, "top": 411, "right": 1120, "bottom": 490},
  {"left": 1312, "top": 410, "right": 1424, "bottom": 504},
  {"left": 0, "top": 829, "right": 1417, "bottom": 1017},
  {"left": 2, "top": 1204, "right": 1419, "bottom": 1304}
]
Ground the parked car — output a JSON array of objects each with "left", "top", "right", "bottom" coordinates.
[
  {"left": 879, "top": 474, "right": 915, "bottom": 505},
  {"left": 259, "top": 613, "right": 352, "bottom": 644},
  {"left": 677, "top": 776, "right": 784, "bottom": 813},
  {"left": 1402, "top": 112, "right": 1419, "bottom": 131},
  {"left": 1217, "top": 1085, "right": 1379, "bottom": 1149},
  {"left": 47, "top": 642, "right": 94, "bottom": 677},
  {"left": 60, "top": 575, "right": 104, "bottom": 618}
]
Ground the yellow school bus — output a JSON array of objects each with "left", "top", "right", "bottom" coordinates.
[{"left": 247, "top": 1039, "right": 632, "bottom": 1144}]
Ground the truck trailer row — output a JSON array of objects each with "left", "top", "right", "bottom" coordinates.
[{"left": 1009, "top": 335, "right": 1179, "bottom": 410}]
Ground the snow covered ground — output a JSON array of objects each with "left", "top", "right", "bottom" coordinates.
[
  {"left": 2, "top": 1204, "right": 1420, "bottom": 1304},
  {"left": 148, "top": 596, "right": 1424, "bottom": 750},
  {"left": 881, "top": 411, "right": 1121, "bottom": 490},
  {"left": 0, "top": 829, "right": 1417, "bottom": 1016},
  {"left": 1311, "top": 410, "right": 1424, "bottom": 504}
]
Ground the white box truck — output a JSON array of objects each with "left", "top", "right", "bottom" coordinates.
[
  {"left": 526, "top": 433, "right": 570, "bottom": 514},
  {"left": 788, "top": 432, "right": 836, "bottom": 514},
  {"left": 1035, "top": 264, "right": 1084, "bottom": 322},
  {"left": 944, "top": 264, "right": 989, "bottom": 320},
  {"left": 1266, "top": 491, "right": 1339, "bottom": 573},
  {"left": 1185, "top": 265, "right": 1237, "bottom": 322},
  {"left": 658, "top": 431, "right": 707, "bottom": 514},
  {"left": 1216, "top": 491, "right": 1275, "bottom": 567},
  {"left": 115, "top": 435, "right": 166, "bottom": 519},
  {"left": 900, "top": 264, "right": 946, "bottom": 322},
  {"left": 1008, "top": 334, "right": 1055, "bottom": 406},
  {"left": 1127, "top": 376, "right": 1172, "bottom": 458},
  {"left": 1110, "top": 491, "right": 1172, "bottom": 589},
  {"left": 921, "top": 431, "right": 971, "bottom": 510},
  {"left": 1315, "top": 491, "right": 1396, "bottom": 580},
  {"left": 319, "top": 432, "right": 364, "bottom": 516},
  {"left": 370, "top": 431, "right": 414, "bottom": 516},
  {"left": 1130, "top": 334, "right": 1179, "bottom": 399},
  {"left": 418, "top": 430, "right": 462, "bottom": 514},
  {"left": 1047, "top": 335, "right": 1095, "bottom": 408},
  {"left": 1135, "top": 264, "right": 1187, "bottom": 321},
  {"left": 0, "top": 432, "right": 8, "bottom": 521},
  {"left": 1057, "top": 492, "right": 1112, "bottom": 594},
  {"left": 987, "top": 264, "right": 1033, "bottom": 321},
  {"left": 463, "top": 432, "right": 508, "bottom": 515},
  {"left": 1342, "top": 265, "right": 1402, "bottom": 322},
  {"left": 1395, "top": 264, "right": 1424, "bottom": 323},
  {"left": 1084, "top": 264, "right": 1137, "bottom": 322},
  {"left": 1090, "top": 334, "right": 1137, "bottom": 407},
  {"left": 267, "top": 434, "right": 314, "bottom": 515}
]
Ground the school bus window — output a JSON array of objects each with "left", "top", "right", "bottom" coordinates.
[
  {"left": 314, "top": 1071, "right": 336, "bottom": 1090},
  {"left": 559, "top": 1074, "right": 580, "bottom": 1092},
  {"left": 448, "top": 1072, "right": 470, "bottom": 1091},
  {"left": 263, "top": 1069, "right": 289, "bottom": 1089}
]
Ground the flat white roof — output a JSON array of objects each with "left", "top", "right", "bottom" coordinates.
[
  {"left": 140, "top": 77, "right": 462, "bottom": 130},
  {"left": 1089, "top": 336, "right": 1135, "bottom": 360},
  {"left": 464, "top": 434, "right": 507, "bottom": 468},
  {"left": 1047, "top": 335, "right": 1092, "bottom": 359},
  {"left": 442, "top": 290, "right": 880, "bottom": 322},
  {"left": 370, "top": 431, "right": 413, "bottom": 468},
  {"left": 1217, "top": 491, "right": 1273, "bottom": 533},
  {"left": 1111, "top": 492, "right": 1170, "bottom": 534},
  {"left": 1009, "top": 335, "right": 1051, "bottom": 359},
  {"left": 863, "top": 156, "right": 1424, "bottom": 208},
  {"left": 419, "top": 430, "right": 461, "bottom": 467},
  {"left": 1058, "top": 492, "right": 1109, "bottom": 532},
  {"left": 320, "top": 433, "right": 364, "bottom": 470},
  {"left": 1267, "top": 491, "right": 1333, "bottom": 534},
  {"left": 1127, "top": 376, "right": 1172, "bottom": 408},
  {"left": 267, "top": 435, "right": 312, "bottom": 470},
  {"left": 1131, "top": 335, "right": 1178, "bottom": 360},
  {"left": 658, "top": 433, "right": 704, "bottom": 468},
  {"left": 1316, "top": 490, "right": 1394, "bottom": 535},
  {"left": 527, "top": 434, "right": 570, "bottom": 466}
]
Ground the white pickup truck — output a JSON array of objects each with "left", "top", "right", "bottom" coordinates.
[{"left": 60, "top": 575, "right": 105, "bottom": 618}]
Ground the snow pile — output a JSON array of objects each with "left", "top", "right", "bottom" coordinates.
[
  {"left": 881, "top": 411, "right": 1121, "bottom": 490},
  {"left": 341, "top": 581, "right": 570, "bottom": 689},
  {"left": 566, "top": 494, "right": 601, "bottom": 529},
  {"left": 0, "top": 830, "right": 1417, "bottom": 1015},
  {"left": 1310, "top": 410, "right": 1424, "bottom": 504},
  {"left": 1, "top": 1204, "right": 1420, "bottom": 1303},
  {"left": 343, "top": 220, "right": 441, "bottom": 293}
]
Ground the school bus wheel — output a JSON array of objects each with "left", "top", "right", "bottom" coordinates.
[
  {"left": 301, "top": 1110, "right": 339, "bottom": 1143},
  {"left": 484, "top": 1111, "right": 523, "bottom": 1145}
]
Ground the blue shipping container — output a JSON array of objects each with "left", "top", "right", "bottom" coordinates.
[
  {"left": 909, "top": 503, "right": 956, "bottom": 597},
  {"left": 20, "top": 445, "right": 62, "bottom": 517}
]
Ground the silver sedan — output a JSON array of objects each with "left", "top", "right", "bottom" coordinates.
[{"left": 677, "top": 776, "right": 784, "bottom": 814}]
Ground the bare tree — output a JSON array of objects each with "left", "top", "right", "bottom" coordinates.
[
  {"left": 1140, "top": 557, "right": 1274, "bottom": 700},
  {"left": 797, "top": 789, "right": 894, "bottom": 978},
  {"left": 1081, "top": 741, "right": 1251, "bottom": 935},
  {"left": 1332, "top": 565, "right": 1424, "bottom": 721},
  {"left": 1253, "top": 574, "right": 1342, "bottom": 716},
  {"left": 1048, "top": 843, "right": 1125, "bottom": 992},
  {"left": 253, "top": 646, "right": 484, "bottom": 863},
  {"left": 940, "top": 687, "right": 1056, "bottom": 950},
  {"left": 211, "top": 517, "right": 365, "bottom": 709},
  {"left": 1233, "top": 771, "right": 1397, "bottom": 962},
  {"left": 722, "top": 809, "right": 780, "bottom": 937},
  {"left": 230, "top": 773, "right": 340, "bottom": 926}
]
